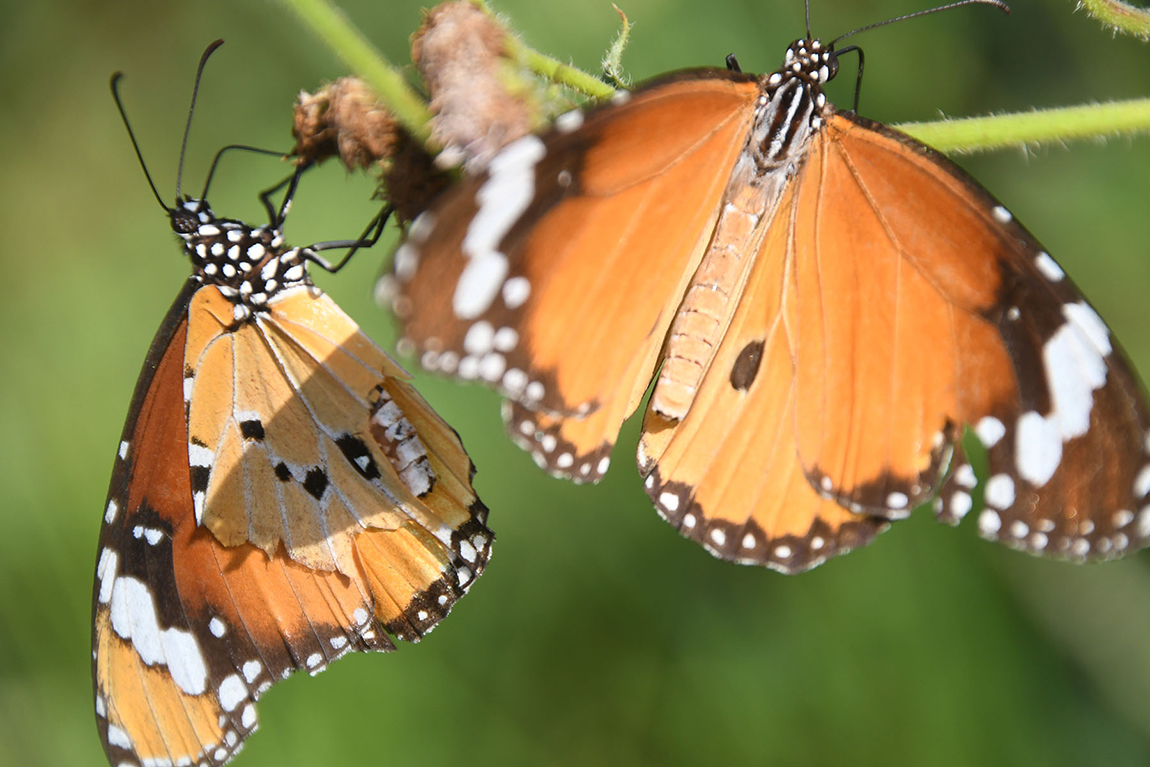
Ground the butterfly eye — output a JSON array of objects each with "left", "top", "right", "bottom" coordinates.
[
  {"left": 169, "top": 210, "right": 199, "bottom": 235},
  {"left": 826, "top": 53, "right": 839, "bottom": 81}
]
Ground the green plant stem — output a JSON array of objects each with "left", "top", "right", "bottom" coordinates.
[
  {"left": 470, "top": 0, "right": 617, "bottom": 99},
  {"left": 280, "top": 0, "right": 1149, "bottom": 158},
  {"left": 276, "top": 0, "right": 433, "bottom": 144},
  {"left": 1078, "top": 0, "right": 1150, "bottom": 38},
  {"left": 896, "top": 98, "right": 1150, "bottom": 153},
  {"left": 502, "top": 35, "right": 617, "bottom": 100}
]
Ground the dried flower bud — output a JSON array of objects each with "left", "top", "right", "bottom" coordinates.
[
  {"left": 292, "top": 77, "right": 400, "bottom": 169},
  {"left": 413, "top": 1, "right": 533, "bottom": 171}
]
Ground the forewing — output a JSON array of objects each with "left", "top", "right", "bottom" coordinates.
[{"left": 386, "top": 71, "right": 762, "bottom": 471}]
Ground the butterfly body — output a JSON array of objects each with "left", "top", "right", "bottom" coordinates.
[
  {"left": 94, "top": 175, "right": 491, "bottom": 767},
  {"left": 171, "top": 198, "right": 306, "bottom": 323},
  {"left": 386, "top": 36, "right": 1150, "bottom": 573}
]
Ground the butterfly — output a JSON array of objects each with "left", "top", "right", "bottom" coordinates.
[
  {"left": 381, "top": 10, "right": 1150, "bottom": 574},
  {"left": 93, "top": 42, "right": 491, "bottom": 767}
]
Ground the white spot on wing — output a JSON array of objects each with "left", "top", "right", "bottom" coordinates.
[
  {"left": 193, "top": 490, "right": 206, "bottom": 525},
  {"left": 1015, "top": 411, "right": 1063, "bottom": 487},
  {"left": 97, "top": 548, "right": 118, "bottom": 604},
  {"left": 218, "top": 674, "right": 247, "bottom": 712},
  {"left": 984, "top": 474, "right": 1016, "bottom": 510},
  {"left": 243, "top": 660, "right": 262, "bottom": 683},
  {"left": 978, "top": 509, "right": 1002, "bottom": 536},
  {"left": 1034, "top": 252, "right": 1064, "bottom": 282},
  {"left": 950, "top": 491, "right": 972, "bottom": 520},
  {"left": 393, "top": 243, "right": 419, "bottom": 281},
  {"left": 463, "top": 321, "right": 495, "bottom": 355},
  {"left": 1042, "top": 303, "right": 1110, "bottom": 442},
  {"left": 408, "top": 211, "right": 436, "bottom": 243},
  {"left": 455, "top": 136, "right": 546, "bottom": 319},
  {"left": 502, "top": 276, "right": 531, "bottom": 308},
  {"left": 209, "top": 617, "right": 226, "bottom": 637},
  {"left": 975, "top": 416, "right": 1006, "bottom": 448},
  {"left": 555, "top": 109, "right": 584, "bottom": 132},
  {"left": 954, "top": 464, "right": 977, "bottom": 489},
  {"left": 109, "top": 576, "right": 208, "bottom": 696},
  {"left": 1134, "top": 465, "right": 1150, "bottom": 498},
  {"left": 107, "top": 724, "right": 133, "bottom": 750},
  {"left": 241, "top": 703, "right": 257, "bottom": 729},
  {"left": 493, "top": 326, "right": 519, "bottom": 352},
  {"left": 189, "top": 443, "right": 213, "bottom": 467}
]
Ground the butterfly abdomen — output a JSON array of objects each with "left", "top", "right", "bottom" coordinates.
[{"left": 653, "top": 54, "right": 828, "bottom": 421}]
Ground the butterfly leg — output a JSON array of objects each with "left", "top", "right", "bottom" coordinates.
[
  {"left": 258, "top": 162, "right": 313, "bottom": 227},
  {"left": 303, "top": 206, "right": 394, "bottom": 274},
  {"left": 832, "top": 45, "right": 865, "bottom": 113}
]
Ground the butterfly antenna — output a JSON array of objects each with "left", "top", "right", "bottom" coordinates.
[
  {"left": 175, "top": 39, "right": 225, "bottom": 201},
  {"left": 831, "top": 0, "right": 1009, "bottom": 46},
  {"left": 805, "top": 0, "right": 812, "bottom": 38},
  {"left": 110, "top": 72, "right": 169, "bottom": 212}
]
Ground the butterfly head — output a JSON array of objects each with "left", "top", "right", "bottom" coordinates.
[
  {"left": 772, "top": 39, "right": 839, "bottom": 90},
  {"left": 169, "top": 196, "right": 308, "bottom": 323},
  {"left": 168, "top": 197, "right": 213, "bottom": 238}
]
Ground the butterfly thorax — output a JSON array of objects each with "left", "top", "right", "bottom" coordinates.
[
  {"left": 746, "top": 38, "right": 837, "bottom": 171},
  {"left": 171, "top": 198, "right": 311, "bottom": 323}
]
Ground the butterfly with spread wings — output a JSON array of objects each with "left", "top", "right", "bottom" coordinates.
[
  {"left": 383, "top": 6, "right": 1150, "bottom": 574},
  {"left": 93, "top": 43, "right": 491, "bottom": 767}
]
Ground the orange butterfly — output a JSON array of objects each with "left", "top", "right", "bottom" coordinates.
[
  {"left": 93, "top": 43, "right": 491, "bottom": 767},
  {"left": 382, "top": 10, "right": 1150, "bottom": 573}
]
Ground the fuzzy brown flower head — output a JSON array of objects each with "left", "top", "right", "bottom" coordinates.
[
  {"left": 413, "top": 0, "right": 533, "bottom": 171},
  {"left": 292, "top": 77, "right": 400, "bottom": 170}
]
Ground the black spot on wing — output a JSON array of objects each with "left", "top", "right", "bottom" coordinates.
[
  {"left": 730, "top": 340, "right": 764, "bottom": 391},
  {"left": 303, "top": 467, "right": 329, "bottom": 499},
  {"left": 335, "top": 433, "right": 381, "bottom": 480},
  {"left": 239, "top": 419, "right": 266, "bottom": 441},
  {"left": 274, "top": 461, "right": 292, "bottom": 482},
  {"left": 189, "top": 466, "right": 210, "bottom": 494}
]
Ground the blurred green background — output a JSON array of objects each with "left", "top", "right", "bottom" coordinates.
[{"left": 4, "top": 0, "right": 1150, "bottom": 764}]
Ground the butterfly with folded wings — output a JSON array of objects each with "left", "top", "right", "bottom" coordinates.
[{"left": 93, "top": 42, "right": 491, "bottom": 767}]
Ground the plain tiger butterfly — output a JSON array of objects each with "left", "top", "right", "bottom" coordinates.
[
  {"left": 93, "top": 42, "right": 491, "bottom": 767},
  {"left": 382, "top": 3, "right": 1150, "bottom": 574}
]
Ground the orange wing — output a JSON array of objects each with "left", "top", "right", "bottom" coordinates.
[
  {"left": 93, "top": 281, "right": 490, "bottom": 767},
  {"left": 640, "top": 109, "right": 1150, "bottom": 571},
  {"left": 383, "top": 71, "right": 762, "bottom": 481},
  {"left": 638, "top": 182, "right": 890, "bottom": 573},
  {"left": 805, "top": 112, "right": 1150, "bottom": 558}
]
